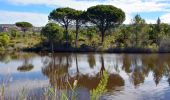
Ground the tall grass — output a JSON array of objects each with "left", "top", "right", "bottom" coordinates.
[
  {"left": 19, "top": 88, "right": 27, "bottom": 100},
  {"left": 43, "top": 79, "right": 78, "bottom": 100},
  {"left": 0, "top": 82, "right": 5, "bottom": 100},
  {"left": 0, "top": 71, "right": 109, "bottom": 100},
  {"left": 90, "top": 71, "right": 109, "bottom": 100},
  {"left": 0, "top": 76, "right": 11, "bottom": 100}
]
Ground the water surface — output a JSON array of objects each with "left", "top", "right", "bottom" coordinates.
[{"left": 1, "top": 52, "right": 170, "bottom": 100}]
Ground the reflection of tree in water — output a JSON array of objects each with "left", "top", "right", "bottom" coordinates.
[
  {"left": 75, "top": 54, "right": 79, "bottom": 75},
  {"left": 88, "top": 54, "right": 96, "bottom": 68},
  {"left": 122, "top": 54, "right": 170, "bottom": 86},
  {"left": 0, "top": 52, "right": 36, "bottom": 72},
  {"left": 17, "top": 64, "right": 34, "bottom": 72},
  {"left": 76, "top": 54, "right": 124, "bottom": 90},
  {"left": 0, "top": 53, "right": 11, "bottom": 64},
  {"left": 42, "top": 53, "right": 72, "bottom": 89},
  {"left": 143, "top": 55, "right": 170, "bottom": 85},
  {"left": 122, "top": 54, "right": 132, "bottom": 73},
  {"left": 42, "top": 54, "right": 124, "bottom": 91},
  {"left": 130, "top": 56, "right": 145, "bottom": 87},
  {"left": 100, "top": 55, "right": 105, "bottom": 74},
  {"left": 17, "top": 54, "right": 35, "bottom": 72},
  {"left": 0, "top": 52, "right": 37, "bottom": 64}
]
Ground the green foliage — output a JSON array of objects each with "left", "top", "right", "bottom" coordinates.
[
  {"left": 49, "top": 7, "right": 77, "bottom": 45},
  {"left": 43, "top": 80, "right": 78, "bottom": 100},
  {"left": 15, "top": 22, "right": 33, "bottom": 32},
  {"left": 115, "top": 25, "right": 133, "bottom": 47},
  {"left": 86, "top": 28, "right": 97, "bottom": 40},
  {"left": 0, "top": 82, "right": 5, "bottom": 100},
  {"left": 132, "top": 14, "right": 145, "bottom": 25},
  {"left": 41, "top": 23, "right": 64, "bottom": 42},
  {"left": 10, "top": 28, "right": 19, "bottom": 38},
  {"left": 87, "top": 5, "right": 125, "bottom": 24},
  {"left": 16, "top": 22, "right": 32, "bottom": 28},
  {"left": 0, "top": 32, "right": 10, "bottom": 47},
  {"left": 44, "top": 86, "right": 56, "bottom": 100},
  {"left": 131, "top": 15, "right": 149, "bottom": 47},
  {"left": 90, "top": 71, "right": 109, "bottom": 100},
  {"left": 148, "top": 43, "right": 158, "bottom": 52},
  {"left": 71, "top": 10, "right": 87, "bottom": 47},
  {"left": 49, "top": 7, "right": 76, "bottom": 22},
  {"left": 87, "top": 5, "right": 125, "bottom": 43},
  {"left": 1, "top": 6, "right": 170, "bottom": 52},
  {"left": 103, "top": 35, "right": 115, "bottom": 49},
  {"left": 159, "top": 37, "right": 170, "bottom": 52},
  {"left": 63, "top": 29, "right": 75, "bottom": 42}
]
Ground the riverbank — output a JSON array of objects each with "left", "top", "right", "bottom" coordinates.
[
  {"left": 2, "top": 44, "right": 170, "bottom": 53},
  {"left": 21, "top": 46, "right": 170, "bottom": 53},
  {"left": 1, "top": 32, "right": 170, "bottom": 53}
]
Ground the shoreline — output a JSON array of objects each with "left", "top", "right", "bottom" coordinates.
[{"left": 20, "top": 47, "right": 170, "bottom": 54}]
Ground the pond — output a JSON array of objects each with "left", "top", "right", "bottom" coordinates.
[{"left": 0, "top": 52, "right": 170, "bottom": 100}]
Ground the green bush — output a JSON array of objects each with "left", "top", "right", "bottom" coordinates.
[
  {"left": 0, "top": 32, "right": 10, "bottom": 47},
  {"left": 147, "top": 43, "right": 158, "bottom": 52},
  {"left": 159, "top": 37, "right": 170, "bottom": 52},
  {"left": 10, "top": 29, "right": 19, "bottom": 38},
  {"left": 41, "top": 23, "right": 64, "bottom": 43}
]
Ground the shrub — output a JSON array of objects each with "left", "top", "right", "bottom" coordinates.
[
  {"left": 0, "top": 32, "right": 10, "bottom": 47},
  {"left": 159, "top": 37, "right": 170, "bottom": 52}
]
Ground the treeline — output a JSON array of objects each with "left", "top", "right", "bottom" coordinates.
[
  {"left": 41, "top": 5, "right": 125, "bottom": 51},
  {"left": 115, "top": 15, "right": 170, "bottom": 52},
  {"left": 1, "top": 5, "right": 170, "bottom": 52},
  {"left": 40, "top": 5, "right": 170, "bottom": 52}
]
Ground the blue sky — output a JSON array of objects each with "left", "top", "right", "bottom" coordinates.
[{"left": 0, "top": 0, "right": 170, "bottom": 26}]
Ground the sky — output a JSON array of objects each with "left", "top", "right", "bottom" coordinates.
[{"left": 0, "top": 0, "right": 170, "bottom": 26}]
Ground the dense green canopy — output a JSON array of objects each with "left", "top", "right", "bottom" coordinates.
[
  {"left": 16, "top": 22, "right": 32, "bottom": 28},
  {"left": 70, "top": 10, "right": 87, "bottom": 47},
  {"left": 15, "top": 22, "right": 33, "bottom": 32},
  {"left": 87, "top": 5, "right": 125, "bottom": 43},
  {"left": 49, "top": 7, "right": 76, "bottom": 47},
  {"left": 41, "top": 23, "right": 63, "bottom": 42},
  {"left": 41, "top": 23, "right": 64, "bottom": 51},
  {"left": 49, "top": 7, "right": 76, "bottom": 26}
]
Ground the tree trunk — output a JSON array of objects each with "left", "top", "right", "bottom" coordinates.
[
  {"left": 135, "top": 34, "right": 138, "bottom": 47},
  {"left": 75, "top": 25, "right": 79, "bottom": 49},
  {"left": 101, "top": 31, "right": 105, "bottom": 44},
  {"left": 65, "top": 26, "right": 69, "bottom": 48},
  {"left": 51, "top": 42, "right": 54, "bottom": 53}
]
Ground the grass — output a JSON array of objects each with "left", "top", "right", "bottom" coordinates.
[
  {"left": 90, "top": 71, "right": 109, "bottom": 100},
  {"left": 9, "top": 36, "right": 42, "bottom": 49},
  {"left": 19, "top": 88, "right": 27, "bottom": 100},
  {"left": 0, "top": 31, "right": 165, "bottom": 53},
  {"left": 0, "top": 79, "right": 79, "bottom": 100},
  {"left": 0, "top": 35, "right": 42, "bottom": 51},
  {"left": 43, "top": 79, "right": 78, "bottom": 100},
  {"left": 0, "top": 82, "right": 5, "bottom": 100},
  {"left": 0, "top": 71, "right": 109, "bottom": 100}
]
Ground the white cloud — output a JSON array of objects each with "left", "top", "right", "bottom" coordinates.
[
  {"left": 160, "top": 13, "right": 170, "bottom": 24},
  {"left": 0, "top": 10, "right": 48, "bottom": 26},
  {"left": 8, "top": 0, "right": 170, "bottom": 14},
  {"left": 2, "top": 0, "right": 170, "bottom": 25},
  {"left": 124, "top": 14, "right": 132, "bottom": 24},
  {"left": 145, "top": 19, "right": 156, "bottom": 24}
]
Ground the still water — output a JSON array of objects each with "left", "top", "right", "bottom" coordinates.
[{"left": 1, "top": 52, "right": 170, "bottom": 100}]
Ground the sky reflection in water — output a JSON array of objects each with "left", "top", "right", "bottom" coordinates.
[{"left": 0, "top": 52, "right": 170, "bottom": 100}]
